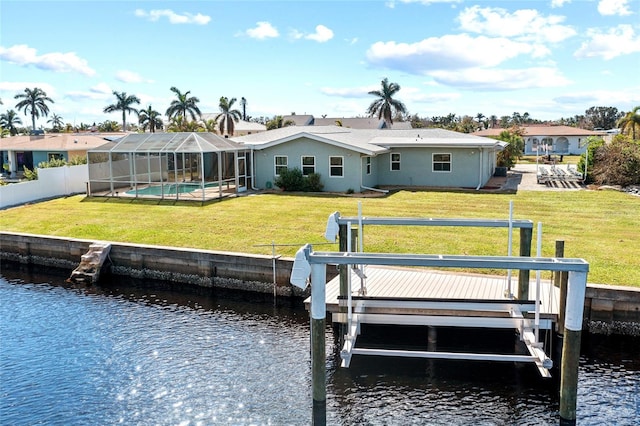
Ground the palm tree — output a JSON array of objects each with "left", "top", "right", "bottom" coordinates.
[
  {"left": 240, "top": 97, "right": 247, "bottom": 120},
  {"left": 617, "top": 106, "right": 640, "bottom": 140},
  {"left": 47, "top": 113, "right": 64, "bottom": 131},
  {"left": 366, "top": 78, "right": 407, "bottom": 127},
  {"left": 14, "top": 87, "right": 54, "bottom": 131},
  {"left": 165, "top": 87, "right": 201, "bottom": 123},
  {"left": 0, "top": 109, "right": 23, "bottom": 135},
  {"left": 103, "top": 91, "right": 140, "bottom": 132},
  {"left": 137, "top": 105, "right": 163, "bottom": 133},
  {"left": 216, "top": 96, "right": 242, "bottom": 136},
  {"left": 202, "top": 118, "right": 218, "bottom": 133}
]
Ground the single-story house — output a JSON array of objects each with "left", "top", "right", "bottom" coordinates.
[
  {"left": 233, "top": 126, "right": 507, "bottom": 193},
  {"left": 282, "top": 114, "right": 412, "bottom": 129},
  {"left": 0, "top": 133, "right": 124, "bottom": 178},
  {"left": 473, "top": 126, "right": 604, "bottom": 155}
]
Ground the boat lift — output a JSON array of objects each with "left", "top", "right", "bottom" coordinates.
[
  {"left": 293, "top": 208, "right": 590, "bottom": 425},
  {"left": 295, "top": 209, "right": 588, "bottom": 379}
]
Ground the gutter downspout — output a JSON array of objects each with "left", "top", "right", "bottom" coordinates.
[
  {"left": 360, "top": 155, "right": 388, "bottom": 194},
  {"left": 250, "top": 147, "right": 259, "bottom": 190},
  {"left": 475, "top": 147, "right": 484, "bottom": 190}
]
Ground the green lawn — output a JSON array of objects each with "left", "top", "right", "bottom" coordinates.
[{"left": 1, "top": 190, "right": 638, "bottom": 287}]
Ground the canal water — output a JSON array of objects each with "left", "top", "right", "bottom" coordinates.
[{"left": 1, "top": 265, "right": 638, "bottom": 425}]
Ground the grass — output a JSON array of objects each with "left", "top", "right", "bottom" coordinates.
[{"left": 1, "top": 190, "right": 638, "bottom": 287}]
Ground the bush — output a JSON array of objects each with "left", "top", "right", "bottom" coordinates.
[
  {"left": 274, "top": 168, "right": 324, "bottom": 192},
  {"left": 578, "top": 136, "right": 605, "bottom": 183},
  {"left": 23, "top": 166, "right": 38, "bottom": 180},
  {"left": 303, "top": 173, "right": 324, "bottom": 192},
  {"left": 590, "top": 135, "right": 640, "bottom": 186}
]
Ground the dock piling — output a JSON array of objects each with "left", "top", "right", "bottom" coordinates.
[
  {"left": 518, "top": 227, "right": 533, "bottom": 300},
  {"left": 559, "top": 270, "right": 588, "bottom": 425},
  {"left": 310, "top": 261, "right": 327, "bottom": 425}
]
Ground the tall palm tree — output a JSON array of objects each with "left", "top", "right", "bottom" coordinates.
[
  {"left": 165, "top": 87, "right": 201, "bottom": 123},
  {"left": 138, "top": 105, "right": 163, "bottom": 133},
  {"left": 240, "top": 97, "right": 247, "bottom": 120},
  {"left": 366, "top": 78, "right": 407, "bottom": 127},
  {"left": 47, "top": 113, "right": 64, "bottom": 131},
  {"left": 103, "top": 91, "right": 140, "bottom": 132},
  {"left": 14, "top": 87, "right": 54, "bottom": 131},
  {"left": 617, "top": 106, "right": 640, "bottom": 140},
  {"left": 0, "top": 109, "right": 23, "bottom": 135},
  {"left": 215, "top": 96, "right": 242, "bottom": 136}
]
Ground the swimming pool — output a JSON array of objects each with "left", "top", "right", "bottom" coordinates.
[{"left": 126, "top": 182, "right": 217, "bottom": 196}]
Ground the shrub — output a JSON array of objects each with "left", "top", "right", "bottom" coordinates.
[
  {"left": 590, "top": 135, "right": 640, "bottom": 186},
  {"left": 23, "top": 166, "right": 38, "bottom": 180},
  {"left": 274, "top": 168, "right": 324, "bottom": 192},
  {"left": 578, "top": 136, "right": 605, "bottom": 183},
  {"left": 303, "top": 173, "right": 324, "bottom": 192},
  {"left": 68, "top": 156, "right": 88, "bottom": 165}
]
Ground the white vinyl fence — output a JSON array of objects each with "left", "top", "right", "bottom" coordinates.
[{"left": 0, "top": 165, "right": 88, "bottom": 209}]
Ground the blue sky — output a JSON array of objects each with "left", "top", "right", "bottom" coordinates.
[{"left": 1, "top": 0, "right": 639, "bottom": 129}]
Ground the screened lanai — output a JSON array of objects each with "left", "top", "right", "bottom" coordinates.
[{"left": 87, "top": 132, "right": 251, "bottom": 201}]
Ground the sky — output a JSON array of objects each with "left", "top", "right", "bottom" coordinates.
[{"left": 1, "top": 0, "right": 639, "bottom": 129}]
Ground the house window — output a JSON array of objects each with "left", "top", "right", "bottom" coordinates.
[
  {"left": 302, "top": 156, "right": 316, "bottom": 176},
  {"left": 48, "top": 153, "right": 63, "bottom": 161},
  {"left": 274, "top": 156, "right": 288, "bottom": 176},
  {"left": 391, "top": 153, "right": 401, "bottom": 171},
  {"left": 365, "top": 156, "right": 371, "bottom": 175},
  {"left": 330, "top": 156, "right": 343, "bottom": 177},
  {"left": 433, "top": 153, "right": 451, "bottom": 172}
]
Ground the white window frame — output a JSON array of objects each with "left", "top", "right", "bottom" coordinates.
[
  {"left": 329, "top": 156, "right": 344, "bottom": 178},
  {"left": 301, "top": 155, "right": 316, "bottom": 176},
  {"left": 274, "top": 155, "right": 288, "bottom": 176},
  {"left": 390, "top": 153, "right": 401, "bottom": 171},
  {"left": 365, "top": 156, "right": 371, "bottom": 175},
  {"left": 432, "top": 153, "right": 451, "bottom": 172}
]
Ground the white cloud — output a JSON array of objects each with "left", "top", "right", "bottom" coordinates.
[
  {"left": 134, "top": 9, "right": 211, "bottom": 25},
  {"left": 245, "top": 22, "right": 279, "bottom": 39},
  {"left": 0, "top": 81, "right": 57, "bottom": 97},
  {"left": 116, "top": 70, "right": 153, "bottom": 84},
  {"left": 574, "top": 24, "right": 640, "bottom": 60},
  {"left": 429, "top": 67, "right": 572, "bottom": 90},
  {"left": 388, "top": 0, "right": 462, "bottom": 6},
  {"left": 65, "top": 83, "right": 112, "bottom": 101},
  {"left": 551, "top": 0, "right": 571, "bottom": 8},
  {"left": 0, "top": 44, "right": 95, "bottom": 76},
  {"left": 553, "top": 88, "right": 640, "bottom": 106},
  {"left": 597, "top": 0, "right": 633, "bottom": 16},
  {"left": 90, "top": 83, "right": 112, "bottom": 95},
  {"left": 366, "top": 34, "right": 548, "bottom": 73},
  {"left": 457, "top": 6, "right": 576, "bottom": 43},
  {"left": 321, "top": 85, "right": 378, "bottom": 97},
  {"left": 305, "top": 25, "right": 334, "bottom": 42}
]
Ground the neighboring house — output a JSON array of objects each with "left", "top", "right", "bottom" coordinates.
[
  {"left": 233, "top": 126, "right": 506, "bottom": 193},
  {"left": 282, "top": 114, "right": 412, "bottom": 129},
  {"left": 0, "top": 133, "right": 124, "bottom": 178},
  {"left": 198, "top": 115, "right": 267, "bottom": 136},
  {"left": 473, "top": 126, "right": 604, "bottom": 155}
]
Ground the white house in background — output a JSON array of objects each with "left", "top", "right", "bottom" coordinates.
[
  {"left": 233, "top": 126, "right": 506, "bottom": 193},
  {"left": 198, "top": 115, "right": 267, "bottom": 136},
  {"left": 473, "top": 126, "right": 604, "bottom": 155},
  {"left": 282, "top": 114, "right": 413, "bottom": 129}
]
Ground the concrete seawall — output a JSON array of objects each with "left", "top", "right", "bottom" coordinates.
[{"left": 1, "top": 232, "right": 638, "bottom": 336}]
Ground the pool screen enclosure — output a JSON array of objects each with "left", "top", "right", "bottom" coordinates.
[{"left": 87, "top": 132, "right": 251, "bottom": 201}]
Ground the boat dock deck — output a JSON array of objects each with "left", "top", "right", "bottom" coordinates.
[{"left": 312, "top": 266, "right": 559, "bottom": 319}]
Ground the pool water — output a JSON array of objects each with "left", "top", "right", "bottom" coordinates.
[{"left": 126, "top": 182, "right": 218, "bottom": 196}]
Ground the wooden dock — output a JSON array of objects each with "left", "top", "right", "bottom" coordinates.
[{"left": 314, "top": 266, "right": 560, "bottom": 319}]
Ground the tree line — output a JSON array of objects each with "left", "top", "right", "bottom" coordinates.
[{"left": 1, "top": 80, "right": 638, "bottom": 141}]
